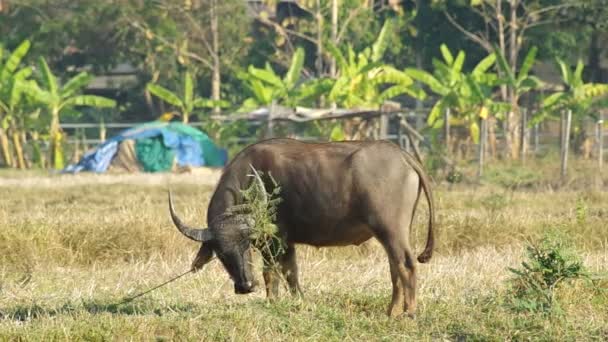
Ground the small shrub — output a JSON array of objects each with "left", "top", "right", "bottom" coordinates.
[
  {"left": 483, "top": 164, "right": 543, "bottom": 189},
  {"left": 481, "top": 192, "right": 509, "bottom": 214},
  {"left": 575, "top": 197, "right": 588, "bottom": 225},
  {"left": 506, "top": 230, "right": 588, "bottom": 315}
]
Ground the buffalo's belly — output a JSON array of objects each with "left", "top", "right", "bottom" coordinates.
[{"left": 287, "top": 221, "right": 374, "bottom": 247}]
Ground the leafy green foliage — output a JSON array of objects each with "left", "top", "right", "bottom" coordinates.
[
  {"left": 494, "top": 46, "right": 543, "bottom": 99},
  {"left": 21, "top": 57, "right": 117, "bottom": 169},
  {"left": 406, "top": 44, "right": 503, "bottom": 143},
  {"left": 237, "top": 47, "right": 330, "bottom": 110},
  {"left": 575, "top": 197, "right": 588, "bottom": 225},
  {"left": 146, "top": 71, "right": 228, "bottom": 123},
  {"left": 326, "top": 19, "right": 425, "bottom": 109},
  {"left": 506, "top": 230, "right": 588, "bottom": 314}
]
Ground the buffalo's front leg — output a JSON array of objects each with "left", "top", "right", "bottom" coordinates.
[
  {"left": 279, "top": 244, "right": 303, "bottom": 297},
  {"left": 262, "top": 243, "right": 302, "bottom": 299},
  {"left": 262, "top": 254, "right": 280, "bottom": 299}
]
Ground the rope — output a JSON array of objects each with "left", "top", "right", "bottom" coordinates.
[{"left": 116, "top": 269, "right": 193, "bottom": 306}]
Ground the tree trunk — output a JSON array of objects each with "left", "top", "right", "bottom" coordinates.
[
  {"left": 315, "top": 0, "right": 324, "bottom": 77},
  {"left": 211, "top": 0, "right": 221, "bottom": 114},
  {"left": 0, "top": 127, "right": 13, "bottom": 167},
  {"left": 505, "top": 0, "right": 521, "bottom": 160},
  {"left": 11, "top": 129, "right": 25, "bottom": 169},
  {"left": 496, "top": 0, "right": 508, "bottom": 103},
  {"left": 21, "top": 130, "right": 31, "bottom": 169},
  {"left": 330, "top": 0, "right": 338, "bottom": 79},
  {"left": 506, "top": 95, "right": 521, "bottom": 160},
  {"left": 488, "top": 115, "right": 497, "bottom": 159},
  {"left": 478, "top": 118, "right": 487, "bottom": 178},
  {"left": 50, "top": 108, "right": 65, "bottom": 170}
]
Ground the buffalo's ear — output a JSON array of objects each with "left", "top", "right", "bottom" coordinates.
[{"left": 191, "top": 243, "right": 214, "bottom": 272}]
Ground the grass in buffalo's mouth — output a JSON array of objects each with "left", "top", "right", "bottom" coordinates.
[{"left": 1, "top": 172, "right": 607, "bottom": 340}]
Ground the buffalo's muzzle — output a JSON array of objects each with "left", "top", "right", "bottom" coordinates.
[{"left": 234, "top": 280, "right": 258, "bottom": 294}]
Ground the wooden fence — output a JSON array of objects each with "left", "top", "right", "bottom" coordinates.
[{"left": 58, "top": 107, "right": 606, "bottom": 176}]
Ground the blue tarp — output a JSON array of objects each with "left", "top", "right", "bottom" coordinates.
[{"left": 64, "top": 122, "right": 227, "bottom": 173}]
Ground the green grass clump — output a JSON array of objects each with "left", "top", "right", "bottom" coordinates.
[{"left": 506, "top": 230, "right": 589, "bottom": 314}]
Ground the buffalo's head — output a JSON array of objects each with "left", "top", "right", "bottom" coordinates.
[{"left": 168, "top": 166, "right": 266, "bottom": 294}]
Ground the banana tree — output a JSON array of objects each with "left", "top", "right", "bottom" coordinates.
[
  {"left": 405, "top": 44, "right": 502, "bottom": 144},
  {"left": 146, "top": 71, "right": 228, "bottom": 123},
  {"left": 535, "top": 58, "right": 608, "bottom": 124},
  {"left": 535, "top": 58, "right": 608, "bottom": 155},
  {"left": 237, "top": 47, "right": 332, "bottom": 111},
  {"left": 494, "top": 46, "right": 543, "bottom": 158},
  {"left": 326, "top": 19, "right": 425, "bottom": 109},
  {"left": 26, "top": 57, "right": 117, "bottom": 170},
  {"left": 0, "top": 40, "right": 32, "bottom": 168}
]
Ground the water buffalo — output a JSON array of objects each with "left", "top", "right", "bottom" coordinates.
[{"left": 168, "top": 138, "right": 435, "bottom": 318}]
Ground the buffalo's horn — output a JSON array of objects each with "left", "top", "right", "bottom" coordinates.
[
  {"left": 249, "top": 164, "right": 267, "bottom": 204},
  {"left": 168, "top": 190, "right": 213, "bottom": 242}
]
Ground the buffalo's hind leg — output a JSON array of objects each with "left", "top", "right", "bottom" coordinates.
[
  {"left": 387, "top": 258, "right": 405, "bottom": 317},
  {"left": 377, "top": 232, "right": 418, "bottom": 318}
]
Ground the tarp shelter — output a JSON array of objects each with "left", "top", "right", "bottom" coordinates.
[{"left": 64, "top": 121, "right": 227, "bottom": 173}]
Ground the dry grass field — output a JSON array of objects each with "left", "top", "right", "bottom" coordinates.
[{"left": 1, "top": 161, "right": 607, "bottom": 340}]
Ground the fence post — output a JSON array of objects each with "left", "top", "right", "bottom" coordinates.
[
  {"left": 534, "top": 123, "right": 539, "bottom": 155},
  {"left": 379, "top": 110, "right": 389, "bottom": 140},
  {"left": 521, "top": 108, "right": 527, "bottom": 164},
  {"left": 267, "top": 100, "right": 275, "bottom": 139},
  {"left": 397, "top": 113, "right": 403, "bottom": 147},
  {"left": 599, "top": 113, "right": 604, "bottom": 171},
  {"left": 99, "top": 117, "right": 106, "bottom": 143},
  {"left": 445, "top": 108, "right": 450, "bottom": 151},
  {"left": 478, "top": 117, "right": 487, "bottom": 179},
  {"left": 561, "top": 109, "right": 572, "bottom": 179}
]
